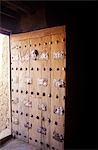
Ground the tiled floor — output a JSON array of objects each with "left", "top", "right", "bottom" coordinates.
[{"left": 0, "top": 139, "right": 40, "bottom": 150}]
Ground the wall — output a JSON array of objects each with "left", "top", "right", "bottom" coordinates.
[{"left": 0, "top": 34, "right": 11, "bottom": 140}]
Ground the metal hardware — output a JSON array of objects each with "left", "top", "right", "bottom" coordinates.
[
  {"left": 54, "top": 106, "right": 64, "bottom": 115},
  {"left": 53, "top": 131, "right": 64, "bottom": 142},
  {"left": 37, "top": 127, "right": 46, "bottom": 135},
  {"left": 39, "top": 51, "right": 48, "bottom": 60},
  {"left": 47, "top": 118, "right": 51, "bottom": 123},
  {"left": 38, "top": 103, "right": 47, "bottom": 111},
  {"left": 31, "top": 49, "right": 39, "bottom": 60},
  {"left": 12, "top": 117, "right": 19, "bottom": 125},
  {"left": 24, "top": 122, "right": 32, "bottom": 129},
  {"left": 54, "top": 79, "right": 65, "bottom": 88},
  {"left": 26, "top": 78, "right": 32, "bottom": 84},
  {"left": 53, "top": 51, "right": 65, "bottom": 59},
  {"left": 24, "top": 100, "right": 32, "bottom": 107},
  {"left": 11, "top": 55, "right": 18, "bottom": 61},
  {"left": 12, "top": 97, "right": 19, "bottom": 104},
  {"left": 38, "top": 78, "right": 48, "bottom": 86},
  {"left": 24, "top": 54, "right": 29, "bottom": 60}
]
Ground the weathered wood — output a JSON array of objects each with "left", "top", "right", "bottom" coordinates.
[{"left": 10, "top": 25, "right": 66, "bottom": 150}]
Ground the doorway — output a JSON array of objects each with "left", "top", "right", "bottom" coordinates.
[{"left": 0, "top": 33, "right": 11, "bottom": 140}]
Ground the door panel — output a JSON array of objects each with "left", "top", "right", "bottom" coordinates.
[
  {"left": 50, "top": 33, "right": 66, "bottom": 150},
  {"left": 10, "top": 26, "right": 66, "bottom": 150}
]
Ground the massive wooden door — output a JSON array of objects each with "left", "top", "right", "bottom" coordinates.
[
  {"left": 0, "top": 34, "right": 11, "bottom": 140},
  {"left": 10, "top": 26, "right": 66, "bottom": 150}
]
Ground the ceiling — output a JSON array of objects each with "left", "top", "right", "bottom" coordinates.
[{"left": 0, "top": 1, "right": 45, "bottom": 19}]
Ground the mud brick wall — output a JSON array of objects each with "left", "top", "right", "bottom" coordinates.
[
  {"left": 0, "top": 34, "right": 11, "bottom": 140},
  {"left": 10, "top": 26, "right": 66, "bottom": 150}
]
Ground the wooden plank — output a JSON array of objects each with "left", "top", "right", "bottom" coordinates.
[
  {"left": 50, "top": 32, "right": 66, "bottom": 150},
  {"left": 10, "top": 26, "right": 66, "bottom": 41},
  {"left": 18, "top": 39, "right": 30, "bottom": 142},
  {"left": 40, "top": 35, "right": 51, "bottom": 149},
  {"left": 29, "top": 37, "right": 42, "bottom": 148},
  {"left": 11, "top": 40, "right": 19, "bottom": 139}
]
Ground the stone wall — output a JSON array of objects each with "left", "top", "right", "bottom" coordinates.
[{"left": 0, "top": 34, "right": 11, "bottom": 140}]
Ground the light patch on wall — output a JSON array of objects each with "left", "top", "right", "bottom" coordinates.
[
  {"left": 0, "top": 33, "right": 4, "bottom": 63},
  {"left": 0, "top": 33, "right": 11, "bottom": 140}
]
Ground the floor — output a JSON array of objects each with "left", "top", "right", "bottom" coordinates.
[{"left": 0, "top": 139, "right": 41, "bottom": 150}]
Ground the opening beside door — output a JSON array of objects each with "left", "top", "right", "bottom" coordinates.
[{"left": 0, "top": 33, "right": 11, "bottom": 140}]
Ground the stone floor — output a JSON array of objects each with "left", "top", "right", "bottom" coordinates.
[{"left": 0, "top": 139, "right": 40, "bottom": 150}]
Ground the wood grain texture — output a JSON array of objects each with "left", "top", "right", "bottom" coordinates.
[{"left": 10, "top": 25, "right": 66, "bottom": 150}]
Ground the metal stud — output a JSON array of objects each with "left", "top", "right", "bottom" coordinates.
[
  {"left": 26, "top": 91, "right": 28, "bottom": 94},
  {"left": 43, "top": 68, "right": 46, "bottom": 71},
  {"left": 48, "top": 93, "right": 51, "bottom": 97},
  {"left": 42, "top": 117, "right": 45, "bottom": 121},
  {"left": 56, "top": 40, "right": 59, "bottom": 44},
  {"left": 21, "top": 90, "right": 23, "bottom": 93},
  {"left": 36, "top": 116, "right": 39, "bottom": 119},
  {"left": 37, "top": 68, "right": 39, "bottom": 71},
  {"left": 56, "top": 95, "right": 59, "bottom": 99},
  {"left": 26, "top": 113, "right": 28, "bottom": 116},
  {"left": 46, "top": 144, "right": 50, "bottom": 148},
  {"left": 48, "top": 118, "right": 51, "bottom": 123},
  {"left": 16, "top": 110, "right": 18, "bottom": 113},
  {"left": 63, "top": 38, "right": 65, "bottom": 42},
  {"left": 43, "top": 93, "right": 45, "bottom": 96},
  {"left": 16, "top": 89, "right": 18, "bottom": 92},
  {"left": 49, "top": 68, "right": 52, "bottom": 71},
  {"left": 31, "top": 92, "right": 33, "bottom": 95},
  {"left": 20, "top": 112, "right": 23, "bottom": 115},
  {"left": 55, "top": 121, "right": 58, "bottom": 125},
  {"left": 37, "top": 92, "right": 39, "bottom": 95},
  {"left": 40, "top": 142, "right": 43, "bottom": 145},
  {"left": 63, "top": 96, "right": 66, "bottom": 100},
  {"left": 16, "top": 131, "right": 18, "bottom": 135},
  {"left": 31, "top": 114, "right": 33, "bottom": 118},
  {"left": 35, "top": 139, "right": 37, "bottom": 142}
]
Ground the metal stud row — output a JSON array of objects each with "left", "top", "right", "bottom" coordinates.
[
  {"left": 12, "top": 39, "right": 65, "bottom": 50},
  {"left": 11, "top": 67, "right": 66, "bottom": 71},
  {"left": 12, "top": 113, "right": 58, "bottom": 125}
]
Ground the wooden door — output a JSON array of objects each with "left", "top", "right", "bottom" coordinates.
[
  {"left": 0, "top": 34, "right": 11, "bottom": 140},
  {"left": 10, "top": 26, "right": 66, "bottom": 150}
]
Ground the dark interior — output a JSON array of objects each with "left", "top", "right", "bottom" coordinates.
[{"left": 0, "top": 1, "right": 96, "bottom": 149}]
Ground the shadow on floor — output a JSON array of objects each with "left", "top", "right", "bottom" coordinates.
[{"left": 0, "top": 138, "right": 40, "bottom": 150}]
